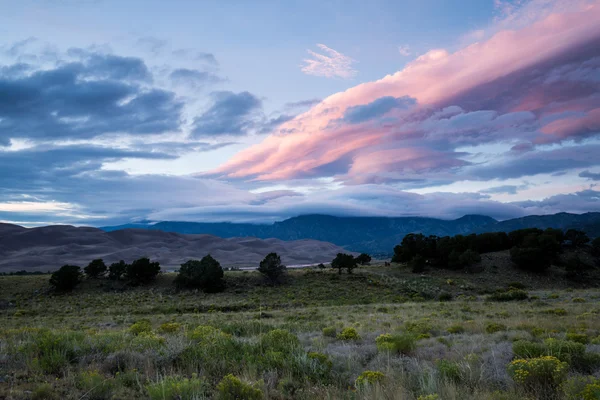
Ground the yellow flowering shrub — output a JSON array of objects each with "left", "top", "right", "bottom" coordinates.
[
  {"left": 508, "top": 356, "right": 567, "bottom": 395},
  {"left": 355, "top": 370, "right": 385, "bottom": 387}
]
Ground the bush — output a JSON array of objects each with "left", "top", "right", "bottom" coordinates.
[
  {"left": 438, "top": 292, "right": 453, "bottom": 302},
  {"left": 485, "top": 322, "right": 506, "bottom": 334},
  {"left": 158, "top": 322, "right": 182, "bottom": 334},
  {"left": 108, "top": 260, "right": 128, "bottom": 280},
  {"left": 331, "top": 253, "right": 357, "bottom": 274},
  {"left": 565, "top": 255, "right": 593, "bottom": 281},
  {"left": 125, "top": 257, "right": 160, "bottom": 285},
  {"left": 447, "top": 324, "right": 465, "bottom": 334},
  {"left": 146, "top": 375, "right": 209, "bottom": 400},
  {"left": 355, "top": 370, "right": 385, "bottom": 387},
  {"left": 216, "top": 374, "right": 263, "bottom": 400},
  {"left": 487, "top": 289, "right": 528, "bottom": 302},
  {"left": 566, "top": 332, "right": 589, "bottom": 344},
  {"left": 49, "top": 265, "right": 82, "bottom": 292},
  {"left": 564, "top": 376, "right": 600, "bottom": 400},
  {"left": 337, "top": 327, "right": 361, "bottom": 341},
  {"left": 507, "top": 356, "right": 568, "bottom": 397},
  {"left": 375, "top": 333, "right": 416, "bottom": 355},
  {"left": 189, "top": 325, "right": 231, "bottom": 343},
  {"left": 257, "top": 252, "right": 287, "bottom": 283},
  {"left": 129, "top": 319, "right": 152, "bottom": 336},
  {"left": 565, "top": 229, "right": 590, "bottom": 248},
  {"left": 84, "top": 259, "right": 107, "bottom": 278},
  {"left": 31, "top": 384, "right": 59, "bottom": 400},
  {"left": 356, "top": 253, "right": 372, "bottom": 265},
  {"left": 410, "top": 255, "right": 426, "bottom": 273},
  {"left": 77, "top": 370, "right": 113, "bottom": 399},
  {"left": 261, "top": 329, "right": 300, "bottom": 353},
  {"left": 322, "top": 326, "right": 337, "bottom": 337},
  {"left": 437, "top": 359, "right": 461, "bottom": 383},
  {"left": 175, "top": 256, "right": 225, "bottom": 292}
]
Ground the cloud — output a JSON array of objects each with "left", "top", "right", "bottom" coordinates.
[
  {"left": 579, "top": 170, "right": 600, "bottom": 180},
  {"left": 398, "top": 45, "right": 411, "bottom": 56},
  {"left": 214, "top": 1, "right": 600, "bottom": 185},
  {"left": 284, "top": 98, "right": 322, "bottom": 110},
  {"left": 171, "top": 49, "right": 219, "bottom": 66},
  {"left": 301, "top": 44, "right": 357, "bottom": 78},
  {"left": 191, "top": 91, "right": 263, "bottom": 137},
  {"left": 480, "top": 185, "right": 526, "bottom": 195},
  {"left": 0, "top": 55, "right": 183, "bottom": 144},
  {"left": 169, "top": 68, "right": 223, "bottom": 87}
]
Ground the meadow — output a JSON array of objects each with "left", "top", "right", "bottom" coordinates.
[{"left": 1, "top": 262, "right": 600, "bottom": 400}]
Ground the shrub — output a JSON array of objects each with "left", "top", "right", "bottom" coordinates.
[
  {"left": 376, "top": 333, "right": 417, "bottom": 354},
  {"left": 459, "top": 249, "right": 482, "bottom": 269},
  {"left": 108, "top": 260, "right": 128, "bottom": 280},
  {"left": 84, "top": 259, "right": 107, "bottom": 278},
  {"left": 125, "top": 257, "right": 160, "bottom": 285},
  {"left": 405, "top": 319, "right": 433, "bottom": 335},
  {"left": 261, "top": 329, "right": 300, "bottom": 353},
  {"left": 485, "top": 323, "right": 506, "bottom": 334},
  {"left": 438, "top": 292, "right": 453, "bottom": 302},
  {"left": 331, "top": 253, "right": 357, "bottom": 274},
  {"left": 307, "top": 351, "right": 333, "bottom": 375},
  {"left": 189, "top": 325, "right": 231, "bottom": 343},
  {"left": 322, "top": 326, "right": 337, "bottom": 337},
  {"left": 158, "top": 322, "right": 182, "bottom": 334},
  {"left": 49, "top": 265, "right": 82, "bottom": 292},
  {"left": 356, "top": 253, "right": 372, "bottom": 265},
  {"left": 572, "top": 297, "right": 586, "bottom": 303},
  {"left": 410, "top": 255, "right": 426, "bottom": 273},
  {"left": 337, "top": 327, "right": 361, "bottom": 341},
  {"left": 146, "top": 375, "right": 209, "bottom": 400},
  {"left": 216, "top": 374, "right": 263, "bottom": 400},
  {"left": 564, "top": 376, "right": 600, "bottom": 400},
  {"left": 257, "top": 252, "right": 287, "bottom": 283},
  {"left": 566, "top": 332, "right": 589, "bottom": 344},
  {"left": 565, "top": 229, "right": 590, "bottom": 248},
  {"left": 175, "top": 256, "right": 225, "bottom": 292},
  {"left": 487, "top": 289, "right": 528, "bottom": 302},
  {"left": 513, "top": 340, "right": 547, "bottom": 359},
  {"left": 129, "top": 319, "right": 152, "bottom": 336},
  {"left": 417, "top": 396, "right": 439, "bottom": 400},
  {"left": 31, "top": 384, "right": 59, "bottom": 400},
  {"left": 437, "top": 359, "right": 461, "bottom": 383},
  {"left": 592, "top": 237, "right": 600, "bottom": 257},
  {"left": 447, "top": 324, "right": 465, "bottom": 334},
  {"left": 355, "top": 370, "right": 385, "bottom": 387},
  {"left": 508, "top": 282, "right": 527, "bottom": 290},
  {"left": 565, "top": 256, "right": 593, "bottom": 281},
  {"left": 77, "top": 370, "right": 113, "bottom": 399},
  {"left": 507, "top": 356, "right": 568, "bottom": 397}
]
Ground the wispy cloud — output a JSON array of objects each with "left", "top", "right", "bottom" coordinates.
[
  {"left": 398, "top": 45, "right": 411, "bottom": 56},
  {"left": 301, "top": 44, "right": 357, "bottom": 79}
]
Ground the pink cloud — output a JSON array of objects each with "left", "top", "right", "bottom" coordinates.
[{"left": 212, "top": 1, "right": 600, "bottom": 184}]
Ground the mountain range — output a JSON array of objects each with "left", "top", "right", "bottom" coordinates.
[
  {"left": 102, "top": 212, "right": 600, "bottom": 255},
  {"left": 0, "top": 224, "right": 349, "bottom": 273}
]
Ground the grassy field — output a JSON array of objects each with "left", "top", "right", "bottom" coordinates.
[{"left": 1, "top": 261, "right": 600, "bottom": 399}]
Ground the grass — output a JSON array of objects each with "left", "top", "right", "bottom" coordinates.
[{"left": 1, "top": 262, "right": 600, "bottom": 399}]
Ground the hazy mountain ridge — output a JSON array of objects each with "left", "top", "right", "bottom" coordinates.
[
  {"left": 0, "top": 224, "right": 349, "bottom": 273},
  {"left": 102, "top": 212, "right": 600, "bottom": 254}
]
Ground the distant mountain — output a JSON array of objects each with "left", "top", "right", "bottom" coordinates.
[
  {"left": 0, "top": 224, "right": 349, "bottom": 273},
  {"left": 102, "top": 212, "right": 600, "bottom": 255},
  {"left": 102, "top": 214, "right": 498, "bottom": 255}
]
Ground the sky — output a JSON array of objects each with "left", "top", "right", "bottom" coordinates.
[{"left": 0, "top": 0, "right": 599, "bottom": 226}]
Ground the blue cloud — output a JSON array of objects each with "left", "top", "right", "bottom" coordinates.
[
  {"left": 191, "top": 91, "right": 262, "bottom": 137},
  {"left": 342, "top": 96, "right": 416, "bottom": 124}
]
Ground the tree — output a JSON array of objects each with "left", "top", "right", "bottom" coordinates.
[
  {"left": 565, "top": 229, "right": 590, "bottom": 248},
  {"left": 175, "top": 255, "right": 225, "bottom": 292},
  {"left": 258, "top": 252, "right": 287, "bottom": 284},
  {"left": 409, "top": 255, "right": 426, "bottom": 273},
  {"left": 108, "top": 260, "right": 128, "bottom": 280},
  {"left": 331, "top": 253, "right": 357, "bottom": 275},
  {"left": 49, "top": 265, "right": 82, "bottom": 292},
  {"left": 565, "top": 255, "right": 592, "bottom": 281},
  {"left": 84, "top": 259, "right": 107, "bottom": 278},
  {"left": 125, "top": 257, "right": 161, "bottom": 285},
  {"left": 356, "top": 253, "right": 372, "bottom": 265},
  {"left": 592, "top": 237, "right": 600, "bottom": 257}
]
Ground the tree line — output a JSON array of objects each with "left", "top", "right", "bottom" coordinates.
[{"left": 48, "top": 252, "right": 373, "bottom": 292}]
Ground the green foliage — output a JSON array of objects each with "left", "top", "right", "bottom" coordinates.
[
  {"left": 331, "top": 253, "right": 357, "bottom": 274},
  {"left": 563, "top": 376, "right": 600, "bottom": 400},
  {"left": 49, "top": 265, "right": 82, "bottom": 292},
  {"left": 107, "top": 260, "right": 128, "bottom": 280},
  {"left": 566, "top": 332, "right": 589, "bottom": 344},
  {"left": 355, "top": 370, "right": 385, "bottom": 387},
  {"left": 487, "top": 289, "right": 528, "bottom": 302},
  {"left": 77, "top": 370, "right": 113, "bottom": 399},
  {"left": 375, "top": 333, "right": 416, "bottom": 355},
  {"left": 565, "top": 255, "right": 593, "bottom": 281},
  {"left": 447, "top": 324, "right": 465, "bottom": 334},
  {"left": 438, "top": 292, "right": 453, "bottom": 302},
  {"left": 125, "top": 257, "right": 161, "bottom": 285},
  {"left": 146, "top": 375, "right": 209, "bottom": 400},
  {"left": 510, "top": 231, "right": 561, "bottom": 272},
  {"left": 437, "top": 359, "right": 461, "bottom": 383},
  {"left": 261, "top": 329, "right": 300, "bottom": 353},
  {"left": 31, "top": 384, "right": 59, "bottom": 400},
  {"left": 337, "top": 327, "right": 361, "bottom": 340},
  {"left": 508, "top": 356, "right": 568, "bottom": 397},
  {"left": 129, "top": 319, "right": 152, "bottom": 336},
  {"left": 356, "top": 253, "right": 372, "bottom": 265},
  {"left": 565, "top": 229, "right": 590, "bottom": 248},
  {"left": 84, "top": 259, "right": 107, "bottom": 279},
  {"left": 322, "top": 326, "right": 337, "bottom": 337},
  {"left": 189, "top": 325, "right": 231, "bottom": 343},
  {"left": 26, "top": 330, "right": 85, "bottom": 375},
  {"left": 216, "top": 374, "right": 263, "bottom": 400},
  {"left": 175, "top": 255, "right": 225, "bottom": 292},
  {"left": 591, "top": 237, "right": 600, "bottom": 257},
  {"left": 158, "top": 322, "right": 182, "bottom": 334},
  {"left": 485, "top": 322, "right": 506, "bottom": 334},
  {"left": 257, "top": 252, "right": 287, "bottom": 283}
]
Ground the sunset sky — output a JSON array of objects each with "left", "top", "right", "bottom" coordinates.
[{"left": 1, "top": 0, "right": 599, "bottom": 226}]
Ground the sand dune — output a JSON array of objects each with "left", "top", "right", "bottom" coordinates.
[{"left": 0, "top": 223, "right": 350, "bottom": 272}]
